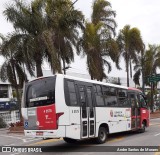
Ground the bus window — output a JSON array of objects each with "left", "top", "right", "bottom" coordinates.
[
  {"left": 103, "top": 86, "right": 118, "bottom": 107},
  {"left": 25, "top": 77, "right": 55, "bottom": 107},
  {"left": 79, "top": 87, "right": 86, "bottom": 104},
  {"left": 95, "top": 85, "right": 104, "bottom": 106},
  {"left": 118, "top": 89, "right": 129, "bottom": 107},
  {"left": 96, "top": 85, "right": 102, "bottom": 95},
  {"left": 130, "top": 94, "right": 136, "bottom": 107},
  {"left": 139, "top": 94, "right": 147, "bottom": 108},
  {"left": 67, "top": 81, "right": 78, "bottom": 106},
  {"left": 79, "top": 85, "right": 87, "bottom": 118}
]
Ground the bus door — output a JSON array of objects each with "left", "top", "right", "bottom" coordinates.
[
  {"left": 128, "top": 93, "right": 141, "bottom": 129},
  {"left": 78, "top": 85, "right": 96, "bottom": 139}
]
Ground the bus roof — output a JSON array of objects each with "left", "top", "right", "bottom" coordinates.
[
  {"left": 59, "top": 74, "right": 128, "bottom": 89},
  {"left": 28, "top": 74, "right": 141, "bottom": 92},
  {"left": 128, "top": 87, "right": 142, "bottom": 92}
]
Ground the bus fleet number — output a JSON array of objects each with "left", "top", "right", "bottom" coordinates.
[{"left": 72, "top": 110, "right": 79, "bottom": 113}]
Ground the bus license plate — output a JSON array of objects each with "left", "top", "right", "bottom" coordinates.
[{"left": 36, "top": 131, "right": 43, "bottom": 136}]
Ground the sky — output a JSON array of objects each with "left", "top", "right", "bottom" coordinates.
[{"left": 0, "top": 0, "right": 160, "bottom": 78}]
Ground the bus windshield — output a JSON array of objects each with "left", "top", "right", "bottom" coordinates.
[{"left": 25, "top": 76, "right": 56, "bottom": 107}]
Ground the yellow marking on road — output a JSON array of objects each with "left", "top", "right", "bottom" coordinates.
[
  {"left": 107, "top": 137, "right": 124, "bottom": 143},
  {"left": 154, "top": 146, "right": 160, "bottom": 155},
  {"left": 27, "top": 138, "right": 62, "bottom": 146},
  {"left": 150, "top": 123, "right": 160, "bottom": 126}
]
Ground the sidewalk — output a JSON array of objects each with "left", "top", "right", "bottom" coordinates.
[
  {"left": 150, "top": 110, "right": 160, "bottom": 119},
  {"left": 0, "top": 127, "right": 9, "bottom": 131}
]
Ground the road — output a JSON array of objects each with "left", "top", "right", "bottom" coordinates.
[{"left": 0, "top": 118, "right": 160, "bottom": 155}]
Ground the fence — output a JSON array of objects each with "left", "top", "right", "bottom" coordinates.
[{"left": 0, "top": 110, "right": 20, "bottom": 124}]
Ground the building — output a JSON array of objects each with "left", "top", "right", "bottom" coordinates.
[{"left": 0, "top": 80, "right": 20, "bottom": 125}]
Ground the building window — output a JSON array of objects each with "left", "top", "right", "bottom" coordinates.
[
  {"left": 16, "top": 111, "right": 20, "bottom": 121},
  {"left": 0, "top": 85, "right": 8, "bottom": 98}
]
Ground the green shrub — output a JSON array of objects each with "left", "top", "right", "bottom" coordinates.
[{"left": 0, "top": 117, "right": 7, "bottom": 128}]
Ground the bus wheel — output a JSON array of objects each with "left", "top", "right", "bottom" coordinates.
[
  {"left": 96, "top": 127, "right": 108, "bottom": 144},
  {"left": 63, "top": 137, "right": 77, "bottom": 143},
  {"left": 140, "top": 121, "right": 146, "bottom": 133}
]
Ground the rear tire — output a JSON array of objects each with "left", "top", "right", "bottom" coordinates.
[
  {"left": 63, "top": 137, "right": 77, "bottom": 143},
  {"left": 96, "top": 127, "right": 108, "bottom": 144}
]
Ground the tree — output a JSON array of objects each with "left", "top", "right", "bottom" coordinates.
[
  {"left": 92, "top": 0, "right": 117, "bottom": 35},
  {"left": 117, "top": 25, "right": 143, "bottom": 86},
  {"left": 43, "top": 0, "right": 84, "bottom": 74},
  {"left": 77, "top": 0, "right": 120, "bottom": 81},
  {"left": 0, "top": 33, "right": 34, "bottom": 118},
  {"left": 133, "top": 44, "right": 160, "bottom": 94},
  {"left": 144, "top": 45, "right": 160, "bottom": 75},
  {"left": 4, "top": 0, "right": 46, "bottom": 77},
  {"left": 134, "top": 45, "right": 160, "bottom": 84},
  {"left": 133, "top": 44, "right": 145, "bottom": 90}
]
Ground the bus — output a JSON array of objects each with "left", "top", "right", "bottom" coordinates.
[{"left": 21, "top": 74, "right": 150, "bottom": 144}]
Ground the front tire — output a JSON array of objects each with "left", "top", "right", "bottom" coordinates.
[
  {"left": 96, "top": 127, "right": 108, "bottom": 144},
  {"left": 139, "top": 121, "right": 146, "bottom": 133},
  {"left": 63, "top": 137, "right": 77, "bottom": 143}
]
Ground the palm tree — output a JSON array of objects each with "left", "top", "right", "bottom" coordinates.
[
  {"left": 43, "top": 0, "right": 84, "bottom": 74},
  {"left": 77, "top": 0, "right": 119, "bottom": 81},
  {"left": 133, "top": 44, "right": 160, "bottom": 91},
  {"left": 77, "top": 22, "right": 105, "bottom": 81},
  {"left": 117, "top": 25, "right": 143, "bottom": 87},
  {"left": 92, "top": 0, "right": 117, "bottom": 36},
  {"left": 77, "top": 21, "right": 119, "bottom": 81},
  {"left": 133, "top": 44, "right": 145, "bottom": 90},
  {"left": 0, "top": 33, "right": 34, "bottom": 117},
  {"left": 144, "top": 44, "right": 160, "bottom": 112},
  {"left": 144, "top": 44, "right": 160, "bottom": 77},
  {"left": 4, "top": 0, "right": 47, "bottom": 77}
]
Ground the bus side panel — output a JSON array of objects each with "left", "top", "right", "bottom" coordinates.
[
  {"left": 55, "top": 75, "right": 70, "bottom": 126},
  {"left": 65, "top": 106, "right": 81, "bottom": 139},
  {"left": 66, "top": 125, "right": 81, "bottom": 139},
  {"left": 95, "top": 107, "right": 131, "bottom": 135}
]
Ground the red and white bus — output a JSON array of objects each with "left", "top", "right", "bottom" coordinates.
[{"left": 21, "top": 74, "right": 150, "bottom": 144}]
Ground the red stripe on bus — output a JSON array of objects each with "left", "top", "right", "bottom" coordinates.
[
  {"left": 37, "top": 104, "right": 57, "bottom": 130},
  {"left": 128, "top": 87, "right": 141, "bottom": 92}
]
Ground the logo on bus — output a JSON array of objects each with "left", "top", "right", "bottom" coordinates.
[
  {"left": 125, "top": 109, "right": 131, "bottom": 118},
  {"left": 110, "top": 110, "right": 113, "bottom": 117}
]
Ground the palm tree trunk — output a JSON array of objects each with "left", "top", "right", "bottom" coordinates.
[
  {"left": 126, "top": 50, "right": 129, "bottom": 87},
  {"left": 141, "top": 70, "right": 145, "bottom": 93},
  {"left": 141, "top": 52, "right": 145, "bottom": 93},
  {"left": 36, "top": 61, "right": 43, "bottom": 77},
  {"left": 62, "top": 58, "right": 66, "bottom": 75},
  {"left": 130, "top": 60, "right": 132, "bottom": 78},
  {"left": 11, "top": 63, "right": 22, "bottom": 121}
]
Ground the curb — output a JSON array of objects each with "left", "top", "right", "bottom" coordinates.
[
  {"left": 0, "top": 127, "right": 9, "bottom": 131},
  {"left": 7, "top": 131, "right": 24, "bottom": 134},
  {"left": 150, "top": 117, "right": 160, "bottom": 119}
]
